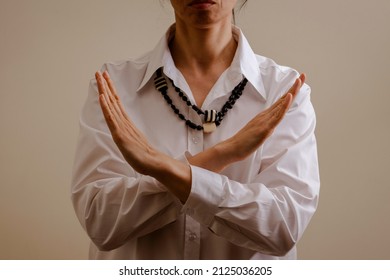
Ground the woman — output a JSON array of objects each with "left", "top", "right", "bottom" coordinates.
[{"left": 72, "top": 0, "right": 320, "bottom": 259}]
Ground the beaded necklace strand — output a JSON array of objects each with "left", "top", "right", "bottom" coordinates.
[{"left": 154, "top": 68, "right": 247, "bottom": 133}]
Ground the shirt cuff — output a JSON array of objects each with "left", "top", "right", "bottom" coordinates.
[{"left": 182, "top": 165, "right": 225, "bottom": 226}]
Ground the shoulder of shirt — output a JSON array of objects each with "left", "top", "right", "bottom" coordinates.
[
  {"left": 100, "top": 50, "right": 153, "bottom": 71},
  {"left": 255, "top": 53, "right": 299, "bottom": 77},
  {"left": 254, "top": 53, "right": 310, "bottom": 106},
  {"left": 97, "top": 51, "right": 156, "bottom": 93}
]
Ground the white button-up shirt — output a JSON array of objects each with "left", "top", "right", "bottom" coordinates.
[{"left": 71, "top": 25, "right": 320, "bottom": 260}]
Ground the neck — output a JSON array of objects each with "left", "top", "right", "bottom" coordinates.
[{"left": 170, "top": 19, "right": 237, "bottom": 75}]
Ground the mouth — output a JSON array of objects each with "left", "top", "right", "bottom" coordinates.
[{"left": 188, "top": 0, "right": 216, "bottom": 9}]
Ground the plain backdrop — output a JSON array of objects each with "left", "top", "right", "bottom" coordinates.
[{"left": 1, "top": 0, "right": 389, "bottom": 259}]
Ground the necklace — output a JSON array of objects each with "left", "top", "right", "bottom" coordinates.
[{"left": 154, "top": 68, "right": 248, "bottom": 133}]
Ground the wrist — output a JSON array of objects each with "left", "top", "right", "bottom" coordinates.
[
  {"left": 150, "top": 152, "right": 192, "bottom": 202},
  {"left": 213, "top": 139, "right": 235, "bottom": 169},
  {"left": 188, "top": 141, "right": 233, "bottom": 173}
]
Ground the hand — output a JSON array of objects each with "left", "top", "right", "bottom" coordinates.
[
  {"left": 221, "top": 74, "right": 305, "bottom": 162},
  {"left": 96, "top": 71, "right": 162, "bottom": 175},
  {"left": 96, "top": 71, "right": 191, "bottom": 201}
]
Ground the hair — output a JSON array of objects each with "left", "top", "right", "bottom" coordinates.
[{"left": 232, "top": 0, "right": 248, "bottom": 25}]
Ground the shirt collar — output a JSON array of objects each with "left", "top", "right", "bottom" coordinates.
[
  {"left": 231, "top": 25, "right": 267, "bottom": 100},
  {"left": 137, "top": 25, "right": 175, "bottom": 92},
  {"left": 137, "top": 24, "right": 267, "bottom": 100}
]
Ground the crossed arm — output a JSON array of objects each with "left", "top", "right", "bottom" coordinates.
[{"left": 95, "top": 71, "right": 305, "bottom": 203}]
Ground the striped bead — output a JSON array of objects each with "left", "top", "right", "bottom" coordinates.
[
  {"left": 154, "top": 76, "right": 168, "bottom": 91},
  {"left": 204, "top": 110, "right": 217, "bottom": 123}
]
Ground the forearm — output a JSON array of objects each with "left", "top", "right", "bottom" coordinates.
[
  {"left": 187, "top": 141, "right": 235, "bottom": 173},
  {"left": 146, "top": 151, "right": 192, "bottom": 203}
]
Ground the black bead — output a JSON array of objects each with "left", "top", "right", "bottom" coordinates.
[{"left": 189, "top": 122, "right": 197, "bottom": 129}]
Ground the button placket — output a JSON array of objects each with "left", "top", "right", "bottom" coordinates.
[
  {"left": 192, "top": 136, "right": 199, "bottom": 144},
  {"left": 187, "top": 109, "right": 204, "bottom": 154},
  {"left": 188, "top": 232, "right": 197, "bottom": 241},
  {"left": 184, "top": 215, "right": 200, "bottom": 259},
  {"left": 184, "top": 109, "right": 203, "bottom": 260}
]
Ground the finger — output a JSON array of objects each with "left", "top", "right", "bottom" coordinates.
[
  {"left": 96, "top": 71, "right": 119, "bottom": 120},
  {"left": 95, "top": 71, "right": 106, "bottom": 96},
  {"left": 287, "top": 76, "right": 302, "bottom": 100},
  {"left": 103, "top": 71, "right": 119, "bottom": 100},
  {"left": 271, "top": 92, "right": 292, "bottom": 115},
  {"left": 102, "top": 74, "right": 117, "bottom": 106},
  {"left": 299, "top": 73, "right": 306, "bottom": 86},
  {"left": 102, "top": 71, "right": 131, "bottom": 122},
  {"left": 279, "top": 73, "right": 304, "bottom": 103},
  {"left": 266, "top": 92, "right": 292, "bottom": 121},
  {"left": 101, "top": 71, "right": 129, "bottom": 121},
  {"left": 99, "top": 92, "right": 119, "bottom": 131},
  {"left": 96, "top": 71, "right": 125, "bottom": 131},
  {"left": 265, "top": 87, "right": 293, "bottom": 114},
  {"left": 96, "top": 71, "right": 117, "bottom": 104},
  {"left": 99, "top": 72, "right": 127, "bottom": 124},
  {"left": 99, "top": 83, "right": 148, "bottom": 146},
  {"left": 269, "top": 93, "right": 292, "bottom": 126}
]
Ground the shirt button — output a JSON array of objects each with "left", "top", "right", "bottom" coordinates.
[
  {"left": 189, "top": 232, "right": 197, "bottom": 241},
  {"left": 192, "top": 137, "right": 199, "bottom": 144}
]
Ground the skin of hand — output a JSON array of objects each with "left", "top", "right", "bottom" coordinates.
[{"left": 95, "top": 70, "right": 305, "bottom": 202}]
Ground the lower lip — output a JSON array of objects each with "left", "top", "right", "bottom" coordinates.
[{"left": 190, "top": 3, "right": 214, "bottom": 9}]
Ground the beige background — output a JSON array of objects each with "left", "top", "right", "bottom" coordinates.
[{"left": 0, "top": 0, "right": 389, "bottom": 259}]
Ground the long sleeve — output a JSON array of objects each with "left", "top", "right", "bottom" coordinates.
[
  {"left": 71, "top": 80, "right": 182, "bottom": 251},
  {"left": 182, "top": 83, "right": 320, "bottom": 256}
]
